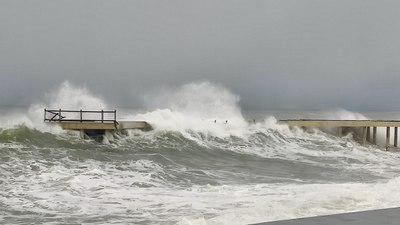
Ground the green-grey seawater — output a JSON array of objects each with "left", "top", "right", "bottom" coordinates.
[{"left": 1, "top": 112, "right": 400, "bottom": 225}]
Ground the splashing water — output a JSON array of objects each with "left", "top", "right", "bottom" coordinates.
[
  {"left": 132, "top": 82, "right": 248, "bottom": 138},
  {"left": 0, "top": 81, "right": 108, "bottom": 132},
  {"left": 1, "top": 81, "right": 400, "bottom": 225}
]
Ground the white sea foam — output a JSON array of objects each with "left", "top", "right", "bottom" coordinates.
[
  {"left": 1, "top": 81, "right": 397, "bottom": 176},
  {"left": 176, "top": 177, "right": 400, "bottom": 225},
  {"left": 0, "top": 81, "right": 108, "bottom": 134},
  {"left": 4, "top": 151, "right": 399, "bottom": 225},
  {"left": 118, "top": 82, "right": 400, "bottom": 176},
  {"left": 2, "top": 81, "right": 400, "bottom": 225},
  {"left": 131, "top": 82, "right": 249, "bottom": 138},
  {"left": 42, "top": 81, "right": 107, "bottom": 110},
  {"left": 322, "top": 109, "right": 369, "bottom": 120}
]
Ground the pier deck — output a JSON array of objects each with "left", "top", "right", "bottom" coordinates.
[
  {"left": 278, "top": 119, "right": 400, "bottom": 127},
  {"left": 278, "top": 119, "right": 400, "bottom": 149},
  {"left": 54, "top": 120, "right": 151, "bottom": 130},
  {"left": 44, "top": 109, "right": 151, "bottom": 139}
]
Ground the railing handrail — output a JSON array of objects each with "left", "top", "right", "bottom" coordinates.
[
  {"left": 44, "top": 109, "right": 117, "bottom": 123},
  {"left": 45, "top": 109, "right": 116, "bottom": 113}
]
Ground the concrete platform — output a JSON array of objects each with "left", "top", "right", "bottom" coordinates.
[
  {"left": 278, "top": 119, "right": 400, "bottom": 127},
  {"left": 278, "top": 119, "right": 400, "bottom": 148},
  {"left": 251, "top": 207, "right": 400, "bottom": 225},
  {"left": 118, "top": 121, "right": 152, "bottom": 130},
  {"left": 54, "top": 121, "right": 151, "bottom": 130},
  {"left": 44, "top": 109, "right": 152, "bottom": 140}
]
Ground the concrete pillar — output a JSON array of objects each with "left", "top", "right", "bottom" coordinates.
[
  {"left": 395, "top": 127, "right": 398, "bottom": 147},
  {"left": 80, "top": 129, "right": 85, "bottom": 139},
  {"left": 366, "top": 127, "right": 371, "bottom": 143},
  {"left": 386, "top": 127, "right": 390, "bottom": 150},
  {"left": 337, "top": 127, "right": 343, "bottom": 137},
  {"left": 373, "top": 127, "right": 377, "bottom": 145},
  {"left": 362, "top": 127, "right": 367, "bottom": 145}
]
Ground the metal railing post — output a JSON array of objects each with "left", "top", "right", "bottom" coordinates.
[{"left": 43, "top": 109, "right": 118, "bottom": 123}]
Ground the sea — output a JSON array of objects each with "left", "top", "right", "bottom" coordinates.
[{"left": 1, "top": 82, "right": 400, "bottom": 225}]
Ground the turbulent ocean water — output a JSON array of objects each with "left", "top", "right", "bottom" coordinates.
[{"left": 1, "top": 82, "right": 400, "bottom": 225}]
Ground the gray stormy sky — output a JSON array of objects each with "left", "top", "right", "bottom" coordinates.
[{"left": 1, "top": 0, "right": 400, "bottom": 111}]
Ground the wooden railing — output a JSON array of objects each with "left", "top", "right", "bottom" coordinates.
[{"left": 44, "top": 109, "right": 117, "bottom": 123}]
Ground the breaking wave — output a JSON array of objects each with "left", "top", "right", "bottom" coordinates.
[{"left": 1, "top": 81, "right": 400, "bottom": 224}]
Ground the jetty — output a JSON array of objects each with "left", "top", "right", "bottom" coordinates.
[
  {"left": 44, "top": 109, "right": 151, "bottom": 139},
  {"left": 278, "top": 119, "right": 400, "bottom": 149},
  {"left": 251, "top": 207, "right": 400, "bottom": 225}
]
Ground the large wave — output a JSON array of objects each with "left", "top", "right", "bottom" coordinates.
[
  {"left": 0, "top": 81, "right": 107, "bottom": 133},
  {"left": 1, "top": 81, "right": 400, "bottom": 225},
  {"left": 1, "top": 81, "right": 399, "bottom": 177},
  {"left": 130, "top": 81, "right": 249, "bottom": 138},
  {"left": 0, "top": 81, "right": 396, "bottom": 152}
]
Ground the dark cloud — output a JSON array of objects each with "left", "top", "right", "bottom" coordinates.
[{"left": 1, "top": 0, "right": 400, "bottom": 110}]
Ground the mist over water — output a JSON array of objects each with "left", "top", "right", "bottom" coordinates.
[
  {"left": 1, "top": 82, "right": 400, "bottom": 225},
  {"left": 132, "top": 82, "right": 248, "bottom": 138}
]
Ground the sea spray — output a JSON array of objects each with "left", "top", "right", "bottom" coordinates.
[
  {"left": 132, "top": 82, "right": 249, "bottom": 138},
  {"left": 43, "top": 81, "right": 108, "bottom": 110},
  {"left": 1, "top": 81, "right": 400, "bottom": 225},
  {"left": 0, "top": 81, "right": 109, "bottom": 134}
]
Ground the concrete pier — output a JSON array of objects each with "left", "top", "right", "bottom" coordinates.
[
  {"left": 252, "top": 207, "right": 400, "bottom": 225},
  {"left": 279, "top": 119, "right": 400, "bottom": 127},
  {"left": 56, "top": 121, "right": 151, "bottom": 130},
  {"left": 44, "top": 109, "right": 151, "bottom": 139},
  {"left": 279, "top": 119, "right": 400, "bottom": 149}
]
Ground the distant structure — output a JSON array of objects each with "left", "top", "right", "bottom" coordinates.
[{"left": 279, "top": 119, "right": 400, "bottom": 150}]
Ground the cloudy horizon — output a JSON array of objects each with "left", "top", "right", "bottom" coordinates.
[{"left": 2, "top": 0, "right": 400, "bottom": 111}]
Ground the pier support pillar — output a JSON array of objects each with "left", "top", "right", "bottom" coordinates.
[
  {"left": 386, "top": 127, "right": 391, "bottom": 150},
  {"left": 366, "top": 127, "right": 371, "bottom": 143},
  {"left": 373, "top": 127, "right": 377, "bottom": 145},
  {"left": 337, "top": 127, "right": 343, "bottom": 137},
  {"left": 395, "top": 127, "right": 398, "bottom": 147},
  {"left": 80, "top": 130, "right": 85, "bottom": 139},
  {"left": 362, "top": 127, "right": 367, "bottom": 145}
]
